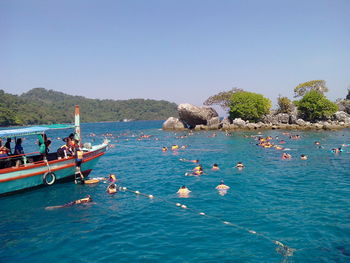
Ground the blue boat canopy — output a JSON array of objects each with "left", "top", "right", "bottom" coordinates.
[{"left": 0, "top": 124, "right": 74, "bottom": 138}]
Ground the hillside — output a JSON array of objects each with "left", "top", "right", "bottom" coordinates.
[{"left": 0, "top": 88, "right": 178, "bottom": 126}]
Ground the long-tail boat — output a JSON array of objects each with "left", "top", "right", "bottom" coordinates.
[{"left": 0, "top": 106, "right": 108, "bottom": 196}]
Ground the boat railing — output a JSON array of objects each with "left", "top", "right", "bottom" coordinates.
[{"left": 0, "top": 151, "right": 46, "bottom": 169}]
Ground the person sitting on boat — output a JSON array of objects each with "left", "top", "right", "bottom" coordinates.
[
  {"left": 0, "top": 140, "right": 10, "bottom": 158},
  {"left": 57, "top": 143, "right": 73, "bottom": 159},
  {"left": 45, "top": 195, "right": 92, "bottom": 210},
  {"left": 14, "top": 138, "right": 24, "bottom": 155},
  {"left": 4, "top": 138, "right": 12, "bottom": 155},
  {"left": 107, "top": 183, "right": 117, "bottom": 194}
]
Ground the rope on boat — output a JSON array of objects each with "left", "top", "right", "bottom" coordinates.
[{"left": 118, "top": 186, "right": 296, "bottom": 258}]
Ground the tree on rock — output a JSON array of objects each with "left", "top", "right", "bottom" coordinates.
[
  {"left": 277, "top": 96, "right": 294, "bottom": 114},
  {"left": 203, "top": 88, "right": 243, "bottom": 111},
  {"left": 296, "top": 90, "right": 338, "bottom": 121},
  {"left": 294, "top": 80, "right": 328, "bottom": 98},
  {"left": 229, "top": 91, "right": 271, "bottom": 122}
]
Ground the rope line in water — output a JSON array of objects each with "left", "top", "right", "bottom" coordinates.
[
  {"left": 116, "top": 144, "right": 224, "bottom": 152},
  {"left": 119, "top": 186, "right": 296, "bottom": 258}
]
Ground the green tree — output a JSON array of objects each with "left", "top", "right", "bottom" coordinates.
[
  {"left": 277, "top": 96, "right": 294, "bottom": 114},
  {"left": 229, "top": 91, "right": 271, "bottom": 122},
  {"left": 203, "top": 88, "right": 243, "bottom": 111},
  {"left": 294, "top": 80, "right": 328, "bottom": 98},
  {"left": 296, "top": 90, "right": 338, "bottom": 121}
]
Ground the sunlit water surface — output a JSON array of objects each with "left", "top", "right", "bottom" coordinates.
[{"left": 1, "top": 121, "right": 350, "bottom": 262}]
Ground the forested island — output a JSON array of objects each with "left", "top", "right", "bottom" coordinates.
[{"left": 0, "top": 88, "right": 178, "bottom": 126}]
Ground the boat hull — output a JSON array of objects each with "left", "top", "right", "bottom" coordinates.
[{"left": 0, "top": 144, "right": 107, "bottom": 196}]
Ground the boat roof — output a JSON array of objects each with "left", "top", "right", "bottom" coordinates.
[{"left": 0, "top": 124, "right": 74, "bottom": 138}]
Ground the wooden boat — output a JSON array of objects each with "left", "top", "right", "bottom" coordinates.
[{"left": 0, "top": 106, "right": 108, "bottom": 196}]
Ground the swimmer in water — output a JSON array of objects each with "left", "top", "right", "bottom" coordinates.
[
  {"left": 300, "top": 154, "right": 308, "bottom": 160},
  {"left": 235, "top": 162, "right": 245, "bottom": 169},
  {"left": 177, "top": 185, "right": 191, "bottom": 197},
  {"left": 215, "top": 181, "right": 230, "bottom": 190},
  {"left": 45, "top": 195, "right": 92, "bottom": 210},
  {"left": 107, "top": 183, "right": 117, "bottom": 194},
  {"left": 108, "top": 173, "right": 117, "bottom": 183},
  {"left": 212, "top": 163, "right": 220, "bottom": 170},
  {"left": 179, "top": 158, "right": 199, "bottom": 163},
  {"left": 162, "top": 146, "right": 168, "bottom": 152},
  {"left": 282, "top": 153, "right": 292, "bottom": 159}
]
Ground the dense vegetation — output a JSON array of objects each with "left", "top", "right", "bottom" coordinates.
[
  {"left": 296, "top": 90, "right": 338, "bottom": 121},
  {"left": 0, "top": 88, "right": 178, "bottom": 126},
  {"left": 229, "top": 91, "right": 271, "bottom": 122}
]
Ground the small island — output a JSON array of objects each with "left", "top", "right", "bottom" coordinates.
[{"left": 163, "top": 80, "right": 350, "bottom": 131}]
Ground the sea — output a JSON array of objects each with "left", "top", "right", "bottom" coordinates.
[{"left": 1, "top": 120, "right": 350, "bottom": 263}]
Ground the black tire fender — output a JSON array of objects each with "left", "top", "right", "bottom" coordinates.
[{"left": 43, "top": 171, "right": 56, "bottom": 186}]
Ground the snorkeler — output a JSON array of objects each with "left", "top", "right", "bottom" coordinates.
[
  {"left": 179, "top": 158, "right": 199, "bottom": 163},
  {"left": 107, "top": 183, "right": 117, "bottom": 194},
  {"left": 300, "top": 154, "right": 308, "bottom": 160},
  {"left": 212, "top": 163, "right": 220, "bottom": 170},
  {"left": 108, "top": 173, "right": 117, "bottom": 183},
  {"left": 282, "top": 153, "right": 292, "bottom": 159},
  {"left": 235, "top": 162, "right": 245, "bottom": 168},
  {"left": 45, "top": 195, "right": 92, "bottom": 210},
  {"left": 215, "top": 181, "right": 230, "bottom": 190},
  {"left": 177, "top": 185, "right": 191, "bottom": 197}
]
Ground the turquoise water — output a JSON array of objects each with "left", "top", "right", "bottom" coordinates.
[{"left": 1, "top": 121, "right": 350, "bottom": 262}]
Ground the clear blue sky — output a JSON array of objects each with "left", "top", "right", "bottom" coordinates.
[{"left": 1, "top": 0, "right": 349, "bottom": 113}]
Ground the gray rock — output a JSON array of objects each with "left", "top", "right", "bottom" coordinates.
[
  {"left": 275, "top": 113, "right": 290, "bottom": 124},
  {"left": 334, "top": 111, "right": 350, "bottom": 123},
  {"left": 178, "top": 103, "right": 218, "bottom": 128},
  {"left": 295, "top": 119, "right": 307, "bottom": 126},
  {"left": 232, "top": 118, "right": 246, "bottom": 127},
  {"left": 207, "top": 117, "right": 220, "bottom": 126},
  {"left": 162, "top": 117, "right": 185, "bottom": 130},
  {"left": 221, "top": 117, "right": 231, "bottom": 126}
]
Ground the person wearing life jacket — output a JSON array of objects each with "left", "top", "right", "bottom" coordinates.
[
  {"left": 45, "top": 195, "right": 92, "bottom": 210},
  {"left": 57, "top": 143, "right": 73, "bottom": 159},
  {"left": 0, "top": 140, "right": 10, "bottom": 158},
  {"left": 107, "top": 183, "right": 117, "bottom": 194},
  {"left": 74, "top": 140, "right": 85, "bottom": 183},
  {"left": 162, "top": 146, "right": 168, "bottom": 152},
  {"left": 171, "top": 145, "right": 179, "bottom": 150},
  {"left": 177, "top": 185, "right": 191, "bottom": 197},
  {"left": 215, "top": 181, "right": 230, "bottom": 190},
  {"left": 108, "top": 173, "right": 117, "bottom": 183}
]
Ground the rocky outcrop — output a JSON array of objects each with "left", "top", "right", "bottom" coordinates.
[
  {"left": 162, "top": 117, "right": 185, "bottom": 130},
  {"left": 334, "top": 111, "right": 350, "bottom": 123},
  {"left": 163, "top": 104, "right": 350, "bottom": 131},
  {"left": 177, "top": 103, "right": 218, "bottom": 128}
]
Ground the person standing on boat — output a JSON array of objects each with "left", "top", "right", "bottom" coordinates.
[{"left": 38, "top": 133, "right": 51, "bottom": 160}]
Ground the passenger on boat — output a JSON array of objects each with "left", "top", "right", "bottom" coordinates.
[
  {"left": 74, "top": 142, "right": 85, "bottom": 182},
  {"left": 107, "top": 183, "right": 117, "bottom": 194},
  {"left": 57, "top": 143, "right": 73, "bottom": 159},
  {"left": 63, "top": 133, "right": 75, "bottom": 147},
  {"left": 38, "top": 134, "right": 50, "bottom": 160},
  {"left": 14, "top": 138, "right": 24, "bottom": 155},
  {"left": 4, "top": 138, "right": 12, "bottom": 155}
]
